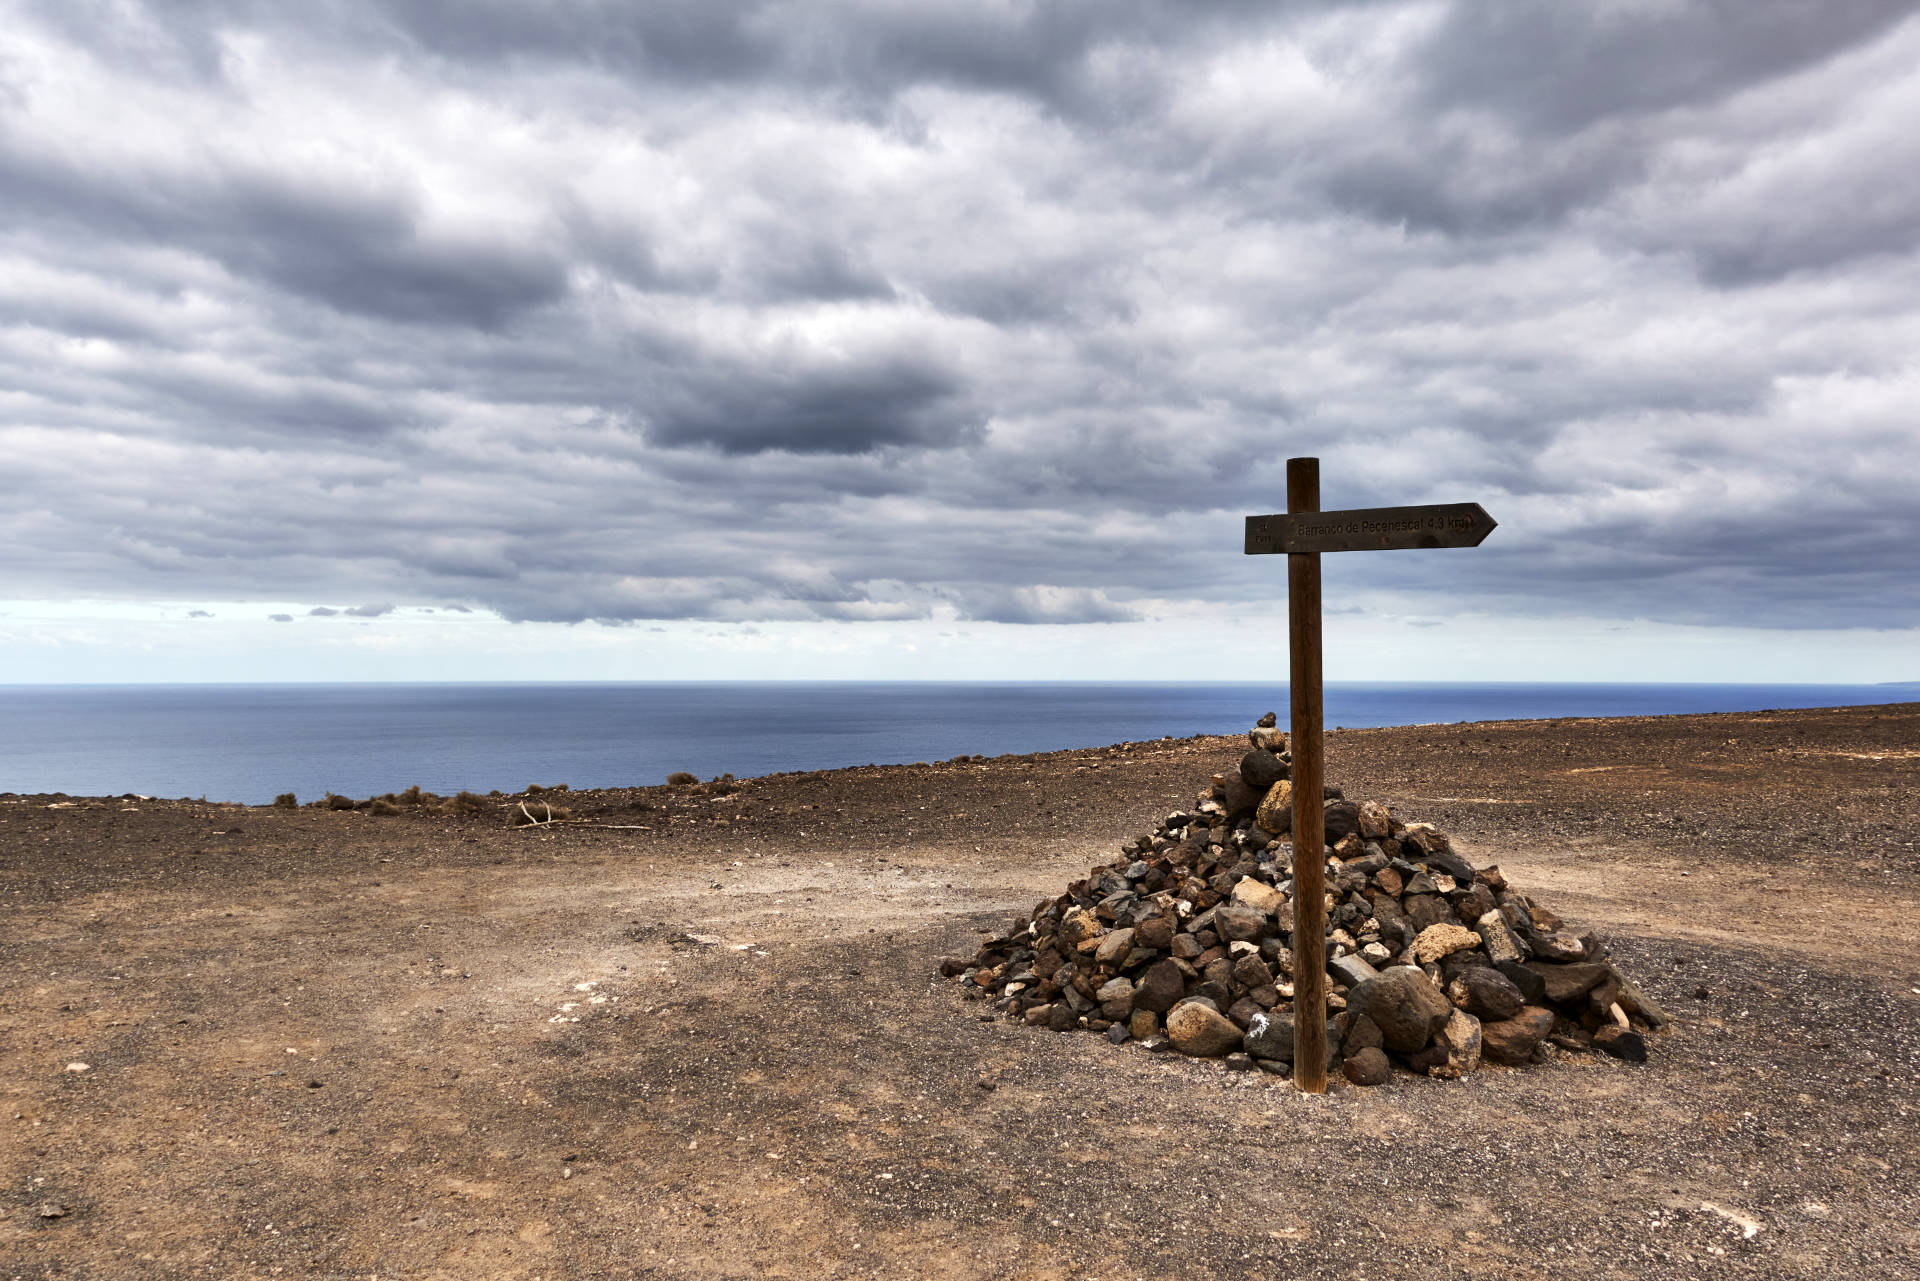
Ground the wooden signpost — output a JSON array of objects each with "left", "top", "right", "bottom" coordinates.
[{"left": 1244, "top": 458, "right": 1497, "bottom": 1093}]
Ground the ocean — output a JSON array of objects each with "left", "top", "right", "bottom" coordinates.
[{"left": 0, "top": 682, "right": 1909, "bottom": 807}]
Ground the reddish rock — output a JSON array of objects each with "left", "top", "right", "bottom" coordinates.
[{"left": 1132, "top": 959, "right": 1185, "bottom": 1013}]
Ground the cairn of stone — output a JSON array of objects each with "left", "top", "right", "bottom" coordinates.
[{"left": 942, "top": 715, "right": 1669, "bottom": 1084}]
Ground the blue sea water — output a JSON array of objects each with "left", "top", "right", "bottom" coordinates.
[{"left": 0, "top": 682, "right": 1909, "bottom": 806}]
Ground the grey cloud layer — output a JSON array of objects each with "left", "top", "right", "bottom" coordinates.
[{"left": 3, "top": 1, "right": 1918, "bottom": 630}]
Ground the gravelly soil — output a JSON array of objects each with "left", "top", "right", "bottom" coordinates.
[{"left": 2, "top": 702, "right": 1917, "bottom": 1280}]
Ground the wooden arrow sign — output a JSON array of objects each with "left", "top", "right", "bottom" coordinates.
[
  {"left": 1242, "top": 462, "right": 1498, "bottom": 1097},
  {"left": 1245, "top": 502, "right": 1497, "bottom": 556}
]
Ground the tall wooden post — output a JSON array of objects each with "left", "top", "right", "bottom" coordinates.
[
  {"left": 1245, "top": 462, "right": 1496, "bottom": 1093},
  {"left": 1287, "top": 456, "right": 1328, "bottom": 1094}
]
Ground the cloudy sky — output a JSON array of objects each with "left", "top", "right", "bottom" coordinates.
[{"left": 4, "top": 0, "right": 1918, "bottom": 683}]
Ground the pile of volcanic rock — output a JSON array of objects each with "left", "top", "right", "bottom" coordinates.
[{"left": 942, "top": 717, "right": 1669, "bottom": 1085}]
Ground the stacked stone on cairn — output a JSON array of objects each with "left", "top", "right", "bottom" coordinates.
[{"left": 941, "top": 714, "right": 1669, "bottom": 1084}]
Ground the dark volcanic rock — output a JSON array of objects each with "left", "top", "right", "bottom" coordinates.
[
  {"left": 1593, "top": 1023, "right": 1648, "bottom": 1062},
  {"left": 1240, "top": 750, "right": 1289, "bottom": 790},
  {"left": 1526, "top": 961, "right": 1610, "bottom": 1003},
  {"left": 1243, "top": 1010, "right": 1294, "bottom": 1062},
  {"left": 1495, "top": 959, "right": 1548, "bottom": 1005},
  {"left": 1453, "top": 967, "right": 1525, "bottom": 1023},
  {"left": 940, "top": 716, "right": 1666, "bottom": 1076},
  {"left": 1480, "top": 1007, "right": 1554, "bottom": 1065},
  {"left": 1349, "top": 968, "right": 1453, "bottom": 1054},
  {"left": 1404, "top": 894, "right": 1455, "bottom": 933}
]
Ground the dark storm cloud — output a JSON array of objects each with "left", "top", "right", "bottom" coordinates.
[
  {"left": 4, "top": 1, "right": 1918, "bottom": 634},
  {"left": 644, "top": 349, "right": 980, "bottom": 454},
  {"left": 0, "top": 133, "right": 566, "bottom": 330},
  {"left": 1414, "top": 1, "right": 1918, "bottom": 135}
]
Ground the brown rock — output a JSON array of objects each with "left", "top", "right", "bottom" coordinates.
[
  {"left": 1129, "top": 1009, "right": 1159, "bottom": 1040},
  {"left": 1349, "top": 968, "right": 1454, "bottom": 1054},
  {"left": 1344, "top": 1013, "right": 1384, "bottom": 1053},
  {"left": 1134, "top": 915, "right": 1173, "bottom": 951},
  {"left": 1232, "top": 953, "right": 1274, "bottom": 990},
  {"left": 1167, "top": 1002, "right": 1245, "bottom": 1057},
  {"left": 1133, "top": 959, "right": 1186, "bottom": 1013},
  {"left": 1402, "top": 823, "right": 1449, "bottom": 855},
  {"left": 1525, "top": 961, "right": 1611, "bottom": 1004},
  {"left": 1342, "top": 1046, "right": 1391, "bottom": 1086},
  {"left": 1094, "top": 927, "right": 1136, "bottom": 969},
  {"left": 1060, "top": 907, "right": 1102, "bottom": 949},
  {"left": 1213, "top": 903, "right": 1267, "bottom": 943},
  {"left": 1231, "top": 877, "right": 1285, "bottom": 917},
  {"left": 1248, "top": 726, "right": 1288, "bottom": 753},
  {"left": 1480, "top": 1006, "right": 1554, "bottom": 1065},
  {"left": 1357, "top": 800, "right": 1392, "bottom": 840},
  {"left": 1453, "top": 883, "right": 1497, "bottom": 925},
  {"left": 1430, "top": 1009, "right": 1481, "bottom": 1078},
  {"left": 1373, "top": 867, "right": 1404, "bottom": 898}
]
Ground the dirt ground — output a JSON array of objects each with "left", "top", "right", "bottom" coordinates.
[{"left": 3, "top": 702, "right": 1918, "bottom": 1281}]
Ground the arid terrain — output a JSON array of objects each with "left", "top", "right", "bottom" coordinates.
[{"left": 3, "top": 703, "right": 1918, "bottom": 1280}]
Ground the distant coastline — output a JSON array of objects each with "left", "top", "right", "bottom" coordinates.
[{"left": 1, "top": 681, "right": 1911, "bottom": 807}]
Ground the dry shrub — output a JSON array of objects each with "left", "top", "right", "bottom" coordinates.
[
  {"left": 324, "top": 794, "right": 357, "bottom": 811},
  {"left": 272, "top": 792, "right": 297, "bottom": 809},
  {"left": 399, "top": 785, "right": 423, "bottom": 805},
  {"left": 438, "top": 791, "right": 489, "bottom": 817},
  {"left": 368, "top": 799, "right": 402, "bottom": 817},
  {"left": 665, "top": 771, "right": 698, "bottom": 786}
]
